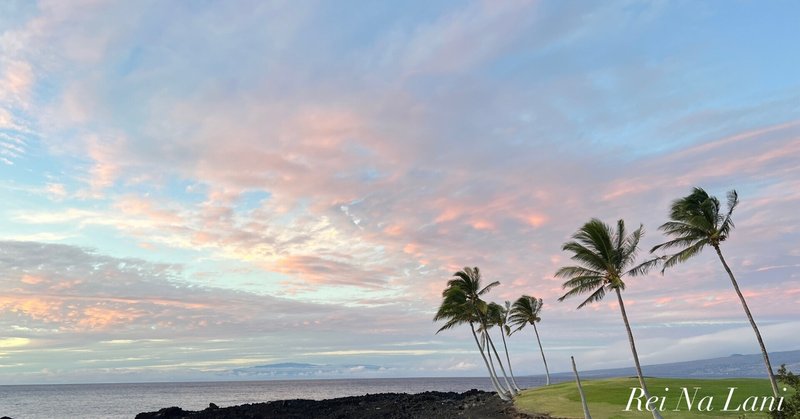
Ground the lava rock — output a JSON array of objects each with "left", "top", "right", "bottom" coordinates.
[{"left": 135, "top": 390, "right": 547, "bottom": 418}]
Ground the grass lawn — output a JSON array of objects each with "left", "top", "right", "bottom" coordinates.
[{"left": 515, "top": 377, "right": 784, "bottom": 418}]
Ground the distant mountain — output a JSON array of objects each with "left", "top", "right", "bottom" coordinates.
[
  {"left": 226, "top": 350, "right": 800, "bottom": 381},
  {"left": 562, "top": 350, "right": 800, "bottom": 379}
]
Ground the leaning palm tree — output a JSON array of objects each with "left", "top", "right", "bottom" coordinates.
[
  {"left": 651, "top": 187, "right": 779, "bottom": 398},
  {"left": 484, "top": 302, "right": 522, "bottom": 392},
  {"left": 509, "top": 295, "right": 551, "bottom": 386},
  {"left": 556, "top": 219, "right": 663, "bottom": 419},
  {"left": 434, "top": 268, "right": 512, "bottom": 400},
  {"left": 448, "top": 268, "right": 517, "bottom": 396}
]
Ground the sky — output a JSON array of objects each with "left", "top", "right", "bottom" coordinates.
[{"left": 0, "top": 0, "right": 799, "bottom": 385}]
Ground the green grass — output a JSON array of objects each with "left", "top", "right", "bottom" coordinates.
[{"left": 515, "top": 377, "right": 784, "bottom": 418}]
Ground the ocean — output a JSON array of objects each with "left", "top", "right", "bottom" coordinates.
[{"left": 0, "top": 376, "right": 558, "bottom": 419}]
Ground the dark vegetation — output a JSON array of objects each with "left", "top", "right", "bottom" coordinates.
[{"left": 771, "top": 365, "right": 800, "bottom": 419}]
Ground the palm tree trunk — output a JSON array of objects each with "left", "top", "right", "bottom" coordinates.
[
  {"left": 615, "top": 288, "right": 663, "bottom": 419},
  {"left": 484, "top": 332, "right": 509, "bottom": 400},
  {"left": 500, "top": 328, "right": 522, "bottom": 391},
  {"left": 470, "top": 322, "right": 510, "bottom": 400},
  {"left": 484, "top": 333, "right": 514, "bottom": 396},
  {"left": 485, "top": 327, "right": 518, "bottom": 396},
  {"left": 532, "top": 322, "right": 551, "bottom": 386},
  {"left": 484, "top": 333, "right": 500, "bottom": 384},
  {"left": 714, "top": 246, "right": 779, "bottom": 398}
]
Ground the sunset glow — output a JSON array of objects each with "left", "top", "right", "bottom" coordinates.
[{"left": 0, "top": 0, "right": 799, "bottom": 384}]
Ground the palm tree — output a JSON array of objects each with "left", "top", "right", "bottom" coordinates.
[
  {"left": 434, "top": 267, "right": 512, "bottom": 400},
  {"left": 435, "top": 285, "right": 509, "bottom": 399},
  {"left": 509, "top": 295, "right": 551, "bottom": 386},
  {"left": 651, "top": 187, "right": 779, "bottom": 398},
  {"left": 484, "top": 302, "right": 522, "bottom": 392},
  {"left": 447, "top": 268, "right": 517, "bottom": 396},
  {"left": 556, "top": 219, "right": 663, "bottom": 419}
]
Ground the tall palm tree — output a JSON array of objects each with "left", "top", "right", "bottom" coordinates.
[
  {"left": 556, "top": 219, "right": 663, "bottom": 419},
  {"left": 484, "top": 302, "right": 522, "bottom": 392},
  {"left": 434, "top": 267, "right": 512, "bottom": 400},
  {"left": 448, "top": 268, "right": 517, "bottom": 396},
  {"left": 509, "top": 295, "right": 551, "bottom": 386},
  {"left": 651, "top": 187, "right": 779, "bottom": 398}
]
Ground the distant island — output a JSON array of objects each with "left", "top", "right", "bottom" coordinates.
[
  {"left": 548, "top": 350, "right": 800, "bottom": 380},
  {"left": 222, "top": 350, "right": 800, "bottom": 381}
]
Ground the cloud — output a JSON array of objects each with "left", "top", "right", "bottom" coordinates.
[
  {"left": 0, "top": 0, "right": 799, "bottom": 383},
  {"left": 0, "top": 60, "right": 33, "bottom": 102},
  {"left": 273, "top": 254, "right": 389, "bottom": 288},
  {"left": 0, "top": 241, "right": 464, "bottom": 382},
  {"left": 389, "top": 0, "right": 538, "bottom": 75},
  {"left": 0, "top": 59, "right": 33, "bottom": 164},
  {"left": 0, "top": 241, "right": 350, "bottom": 347},
  {"left": 0, "top": 337, "right": 30, "bottom": 348}
]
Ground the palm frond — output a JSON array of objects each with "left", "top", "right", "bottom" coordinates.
[
  {"left": 479, "top": 280, "right": 501, "bottom": 296},
  {"left": 651, "top": 236, "right": 702, "bottom": 252},
  {"left": 615, "top": 219, "right": 627, "bottom": 255},
  {"left": 554, "top": 266, "right": 603, "bottom": 278},
  {"left": 625, "top": 256, "right": 662, "bottom": 277},
  {"left": 557, "top": 242, "right": 611, "bottom": 272},
  {"left": 620, "top": 224, "right": 644, "bottom": 269},
  {"left": 656, "top": 221, "right": 707, "bottom": 238},
  {"left": 436, "top": 317, "right": 463, "bottom": 334},
  {"left": 667, "top": 188, "right": 718, "bottom": 232},
  {"left": 661, "top": 239, "right": 708, "bottom": 272},
  {"left": 558, "top": 280, "right": 604, "bottom": 302},
  {"left": 475, "top": 299, "right": 489, "bottom": 316},
  {"left": 575, "top": 218, "right": 614, "bottom": 262},
  {"left": 726, "top": 190, "right": 739, "bottom": 214},
  {"left": 485, "top": 302, "right": 504, "bottom": 326},
  {"left": 576, "top": 286, "right": 607, "bottom": 309},
  {"left": 558, "top": 274, "right": 604, "bottom": 290},
  {"left": 718, "top": 189, "right": 738, "bottom": 239}
]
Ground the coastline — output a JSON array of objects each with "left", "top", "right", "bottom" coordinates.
[{"left": 134, "top": 390, "right": 544, "bottom": 419}]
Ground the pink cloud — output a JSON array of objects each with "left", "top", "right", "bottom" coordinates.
[
  {"left": 20, "top": 275, "right": 44, "bottom": 285},
  {"left": 469, "top": 219, "right": 495, "bottom": 231},
  {"left": 0, "top": 60, "right": 33, "bottom": 103},
  {"left": 382, "top": 224, "right": 404, "bottom": 236},
  {"left": 435, "top": 208, "right": 461, "bottom": 223},
  {"left": 523, "top": 213, "right": 548, "bottom": 227},
  {"left": 114, "top": 196, "right": 181, "bottom": 224},
  {"left": 85, "top": 135, "right": 124, "bottom": 193},
  {"left": 272, "top": 254, "right": 388, "bottom": 288}
]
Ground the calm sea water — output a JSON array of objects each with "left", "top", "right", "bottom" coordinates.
[{"left": 0, "top": 376, "right": 560, "bottom": 419}]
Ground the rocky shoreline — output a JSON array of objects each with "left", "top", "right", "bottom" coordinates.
[{"left": 135, "top": 389, "right": 545, "bottom": 419}]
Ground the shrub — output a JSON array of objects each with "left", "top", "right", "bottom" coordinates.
[{"left": 771, "top": 364, "right": 800, "bottom": 419}]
